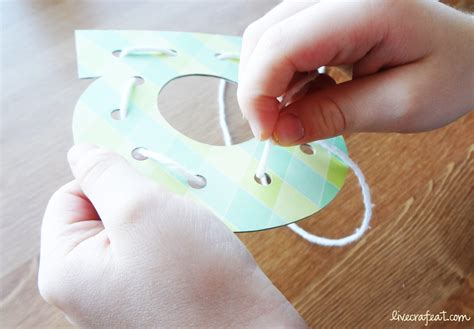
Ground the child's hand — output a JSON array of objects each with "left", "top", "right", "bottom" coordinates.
[
  {"left": 238, "top": 0, "right": 474, "bottom": 145},
  {"left": 38, "top": 144, "right": 305, "bottom": 328}
]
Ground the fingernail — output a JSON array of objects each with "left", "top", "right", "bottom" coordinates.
[{"left": 273, "top": 113, "right": 304, "bottom": 146}]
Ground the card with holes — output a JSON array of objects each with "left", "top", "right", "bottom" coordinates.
[{"left": 73, "top": 30, "right": 349, "bottom": 232}]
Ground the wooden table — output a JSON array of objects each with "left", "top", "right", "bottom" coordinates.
[{"left": 1, "top": 1, "right": 473, "bottom": 328}]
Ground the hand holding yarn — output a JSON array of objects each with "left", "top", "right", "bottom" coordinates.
[
  {"left": 237, "top": 0, "right": 474, "bottom": 145},
  {"left": 38, "top": 144, "right": 305, "bottom": 328}
]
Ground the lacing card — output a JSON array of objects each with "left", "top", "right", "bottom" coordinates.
[{"left": 73, "top": 30, "right": 350, "bottom": 233}]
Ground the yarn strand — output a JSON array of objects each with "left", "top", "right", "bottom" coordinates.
[
  {"left": 215, "top": 53, "right": 240, "bottom": 61},
  {"left": 119, "top": 46, "right": 177, "bottom": 57},
  {"left": 116, "top": 49, "right": 372, "bottom": 245},
  {"left": 117, "top": 48, "right": 203, "bottom": 187},
  {"left": 135, "top": 148, "right": 205, "bottom": 188},
  {"left": 119, "top": 77, "right": 138, "bottom": 120},
  {"left": 288, "top": 140, "right": 372, "bottom": 246},
  {"left": 255, "top": 71, "right": 320, "bottom": 184},
  {"left": 215, "top": 57, "right": 373, "bottom": 246},
  {"left": 218, "top": 80, "right": 233, "bottom": 146}
]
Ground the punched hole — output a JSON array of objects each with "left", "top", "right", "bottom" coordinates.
[
  {"left": 188, "top": 175, "right": 207, "bottom": 189},
  {"left": 133, "top": 76, "right": 145, "bottom": 85},
  {"left": 254, "top": 173, "right": 272, "bottom": 186},
  {"left": 300, "top": 143, "right": 315, "bottom": 155},
  {"left": 131, "top": 147, "right": 148, "bottom": 160},
  {"left": 111, "top": 109, "right": 122, "bottom": 120}
]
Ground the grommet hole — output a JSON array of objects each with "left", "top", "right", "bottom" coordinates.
[
  {"left": 131, "top": 147, "right": 148, "bottom": 160},
  {"left": 189, "top": 175, "right": 207, "bottom": 189},
  {"left": 111, "top": 109, "right": 122, "bottom": 120},
  {"left": 254, "top": 173, "right": 271, "bottom": 186},
  {"left": 300, "top": 143, "right": 315, "bottom": 155},
  {"left": 133, "top": 76, "right": 145, "bottom": 85}
]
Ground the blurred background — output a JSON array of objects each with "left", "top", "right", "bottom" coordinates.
[{"left": 1, "top": 1, "right": 473, "bottom": 328}]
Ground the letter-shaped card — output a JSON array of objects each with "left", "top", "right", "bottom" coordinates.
[{"left": 73, "top": 30, "right": 348, "bottom": 232}]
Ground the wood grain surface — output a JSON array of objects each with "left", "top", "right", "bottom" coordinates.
[{"left": 1, "top": 1, "right": 473, "bottom": 328}]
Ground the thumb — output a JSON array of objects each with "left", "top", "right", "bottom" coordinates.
[
  {"left": 272, "top": 65, "right": 421, "bottom": 146},
  {"left": 67, "top": 144, "right": 171, "bottom": 233}
]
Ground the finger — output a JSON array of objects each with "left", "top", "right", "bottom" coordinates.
[
  {"left": 44, "top": 180, "right": 99, "bottom": 226},
  {"left": 237, "top": 1, "right": 387, "bottom": 140},
  {"left": 288, "top": 73, "right": 336, "bottom": 104},
  {"left": 41, "top": 180, "right": 103, "bottom": 256},
  {"left": 67, "top": 144, "right": 169, "bottom": 232},
  {"left": 273, "top": 63, "right": 425, "bottom": 146},
  {"left": 239, "top": 1, "right": 317, "bottom": 80}
]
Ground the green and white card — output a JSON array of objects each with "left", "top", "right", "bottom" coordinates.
[{"left": 73, "top": 30, "right": 348, "bottom": 232}]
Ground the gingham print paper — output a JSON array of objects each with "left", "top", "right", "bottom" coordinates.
[{"left": 73, "top": 30, "right": 349, "bottom": 232}]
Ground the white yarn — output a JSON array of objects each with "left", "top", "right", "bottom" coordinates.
[
  {"left": 115, "top": 48, "right": 372, "bottom": 244},
  {"left": 255, "top": 140, "right": 272, "bottom": 185},
  {"left": 214, "top": 58, "right": 372, "bottom": 246},
  {"left": 119, "top": 77, "right": 138, "bottom": 120},
  {"left": 256, "top": 71, "right": 372, "bottom": 246},
  {"left": 288, "top": 139, "right": 372, "bottom": 246},
  {"left": 116, "top": 48, "right": 203, "bottom": 187},
  {"left": 135, "top": 148, "right": 205, "bottom": 188},
  {"left": 119, "top": 46, "right": 177, "bottom": 58},
  {"left": 215, "top": 52, "right": 241, "bottom": 146},
  {"left": 217, "top": 80, "right": 233, "bottom": 146},
  {"left": 118, "top": 47, "right": 175, "bottom": 119},
  {"left": 215, "top": 53, "right": 240, "bottom": 61},
  {"left": 255, "top": 72, "right": 320, "bottom": 184}
]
